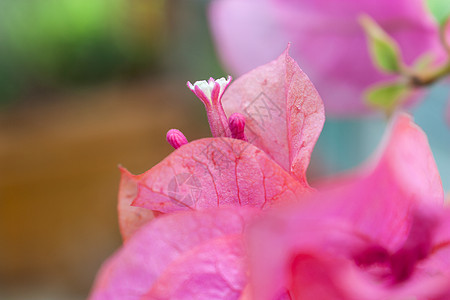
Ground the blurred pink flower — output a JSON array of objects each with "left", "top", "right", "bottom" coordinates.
[
  {"left": 116, "top": 47, "right": 325, "bottom": 241},
  {"left": 90, "top": 47, "right": 449, "bottom": 299},
  {"left": 247, "top": 114, "right": 449, "bottom": 299},
  {"left": 209, "top": 0, "right": 448, "bottom": 116},
  {"left": 90, "top": 113, "right": 447, "bottom": 299},
  {"left": 89, "top": 208, "right": 256, "bottom": 300}
]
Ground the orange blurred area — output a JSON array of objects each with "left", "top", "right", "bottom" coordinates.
[
  {"left": 0, "top": 79, "right": 211, "bottom": 299},
  {"left": 0, "top": 0, "right": 219, "bottom": 298}
]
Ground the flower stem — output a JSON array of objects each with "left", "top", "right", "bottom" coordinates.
[
  {"left": 406, "top": 21, "right": 450, "bottom": 87},
  {"left": 408, "top": 61, "right": 450, "bottom": 87}
]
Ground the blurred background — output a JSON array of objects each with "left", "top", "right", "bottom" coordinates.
[
  {"left": 0, "top": 0, "right": 449, "bottom": 299},
  {"left": 0, "top": 0, "right": 220, "bottom": 299}
]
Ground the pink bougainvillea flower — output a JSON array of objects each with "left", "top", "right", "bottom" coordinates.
[
  {"left": 93, "top": 112, "right": 449, "bottom": 300},
  {"left": 117, "top": 47, "right": 324, "bottom": 241},
  {"left": 89, "top": 207, "right": 256, "bottom": 300},
  {"left": 247, "top": 113, "right": 449, "bottom": 299},
  {"left": 209, "top": 0, "right": 448, "bottom": 116}
]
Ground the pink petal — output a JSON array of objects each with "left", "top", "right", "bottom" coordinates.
[
  {"left": 318, "top": 113, "right": 444, "bottom": 250},
  {"left": 247, "top": 200, "right": 450, "bottom": 300},
  {"left": 209, "top": 0, "right": 288, "bottom": 76},
  {"left": 288, "top": 251, "right": 450, "bottom": 300},
  {"left": 247, "top": 200, "right": 390, "bottom": 299},
  {"left": 129, "top": 138, "right": 309, "bottom": 213},
  {"left": 220, "top": 46, "right": 325, "bottom": 184},
  {"left": 89, "top": 208, "right": 255, "bottom": 300},
  {"left": 288, "top": 253, "right": 381, "bottom": 300},
  {"left": 247, "top": 113, "right": 445, "bottom": 299},
  {"left": 210, "top": 0, "right": 445, "bottom": 116},
  {"left": 117, "top": 167, "right": 155, "bottom": 242},
  {"left": 143, "top": 236, "right": 245, "bottom": 300},
  {"left": 421, "top": 209, "right": 450, "bottom": 275}
]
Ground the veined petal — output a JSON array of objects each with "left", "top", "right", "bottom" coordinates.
[
  {"left": 221, "top": 46, "right": 325, "bottom": 185},
  {"left": 117, "top": 167, "right": 155, "bottom": 242},
  {"left": 129, "top": 138, "right": 309, "bottom": 214}
]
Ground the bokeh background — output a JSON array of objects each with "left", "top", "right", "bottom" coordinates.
[
  {"left": 0, "top": 1, "right": 449, "bottom": 299},
  {"left": 0, "top": 1, "right": 219, "bottom": 299}
]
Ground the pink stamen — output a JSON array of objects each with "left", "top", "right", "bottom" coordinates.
[
  {"left": 187, "top": 76, "right": 233, "bottom": 138},
  {"left": 228, "top": 113, "right": 247, "bottom": 141},
  {"left": 166, "top": 129, "right": 188, "bottom": 149}
]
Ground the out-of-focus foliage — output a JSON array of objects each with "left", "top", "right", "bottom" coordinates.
[
  {"left": 0, "top": 0, "right": 166, "bottom": 105},
  {"left": 426, "top": 0, "right": 450, "bottom": 26},
  {"left": 360, "top": 15, "right": 403, "bottom": 74},
  {"left": 364, "top": 81, "right": 410, "bottom": 113}
]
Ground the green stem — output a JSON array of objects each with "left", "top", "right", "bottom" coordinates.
[
  {"left": 408, "top": 61, "right": 450, "bottom": 87},
  {"left": 406, "top": 20, "right": 450, "bottom": 87}
]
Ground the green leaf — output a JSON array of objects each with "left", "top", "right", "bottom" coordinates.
[
  {"left": 360, "top": 15, "right": 403, "bottom": 73},
  {"left": 426, "top": 0, "right": 450, "bottom": 26},
  {"left": 364, "top": 81, "right": 410, "bottom": 112}
]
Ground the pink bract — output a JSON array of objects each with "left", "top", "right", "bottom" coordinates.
[
  {"left": 89, "top": 208, "right": 256, "bottom": 300},
  {"left": 117, "top": 47, "right": 324, "bottom": 241},
  {"left": 220, "top": 46, "right": 324, "bottom": 183},
  {"left": 90, "top": 48, "right": 449, "bottom": 299},
  {"left": 247, "top": 114, "right": 449, "bottom": 299},
  {"left": 117, "top": 167, "right": 155, "bottom": 241},
  {"left": 209, "top": 0, "right": 447, "bottom": 116}
]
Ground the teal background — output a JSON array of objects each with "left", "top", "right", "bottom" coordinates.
[{"left": 314, "top": 83, "right": 450, "bottom": 191}]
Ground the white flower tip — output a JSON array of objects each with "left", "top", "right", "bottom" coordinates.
[{"left": 187, "top": 76, "right": 233, "bottom": 105}]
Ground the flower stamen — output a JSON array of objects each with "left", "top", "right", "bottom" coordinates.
[
  {"left": 228, "top": 113, "right": 248, "bottom": 141},
  {"left": 187, "top": 76, "right": 232, "bottom": 138},
  {"left": 166, "top": 129, "right": 188, "bottom": 149}
]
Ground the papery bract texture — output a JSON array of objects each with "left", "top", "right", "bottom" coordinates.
[
  {"left": 117, "top": 47, "right": 323, "bottom": 239},
  {"left": 221, "top": 46, "right": 325, "bottom": 183},
  {"left": 118, "top": 167, "right": 155, "bottom": 241},
  {"left": 129, "top": 138, "right": 309, "bottom": 214},
  {"left": 210, "top": 0, "right": 446, "bottom": 115},
  {"left": 89, "top": 208, "right": 255, "bottom": 300}
]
